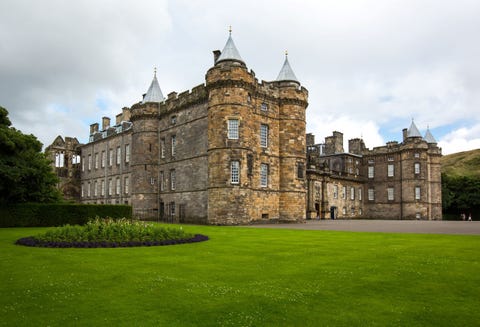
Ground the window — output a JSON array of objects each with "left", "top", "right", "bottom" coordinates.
[
  {"left": 109, "top": 149, "right": 113, "bottom": 166},
  {"left": 87, "top": 182, "right": 91, "bottom": 197},
  {"left": 414, "top": 162, "right": 420, "bottom": 175},
  {"left": 72, "top": 155, "right": 80, "bottom": 165},
  {"left": 297, "top": 162, "right": 305, "bottom": 179},
  {"left": 55, "top": 153, "right": 65, "bottom": 167},
  {"left": 116, "top": 177, "right": 120, "bottom": 195},
  {"left": 260, "top": 163, "right": 268, "bottom": 187},
  {"left": 170, "top": 169, "right": 176, "bottom": 190},
  {"left": 125, "top": 144, "right": 130, "bottom": 163},
  {"left": 82, "top": 156, "right": 85, "bottom": 172},
  {"left": 228, "top": 119, "right": 239, "bottom": 139},
  {"left": 231, "top": 161, "right": 240, "bottom": 184},
  {"left": 101, "top": 180, "right": 105, "bottom": 196},
  {"left": 160, "top": 171, "right": 164, "bottom": 191},
  {"left": 94, "top": 181, "right": 98, "bottom": 197},
  {"left": 415, "top": 186, "right": 421, "bottom": 200},
  {"left": 414, "top": 152, "right": 420, "bottom": 158},
  {"left": 88, "top": 154, "right": 92, "bottom": 170},
  {"left": 116, "top": 147, "right": 121, "bottom": 165},
  {"left": 388, "top": 164, "right": 394, "bottom": 177},
  {"left": 387, "top": 187, "right": 394, "bottom": 201},
  {"left": 170, "top": 202, "right": 176, "bottom": 217},
  {"left": 171, "top": 135, "right": 176, "bottom": 157},
  {"left": 368, "top": 166, "right": 374, "bottom": 178},
  {"left": 108, "top": 179, "right": 112, "bottom": 196},
  {"left": 81, "top": 184, "right": 84, "bottom": 198},
  {"left": 260, "top": 124, "right": 269, "bottom": 147},
  {"left": 94, "top": 153, "right": 99, "bottom": 169},
  {"left": 161, "top": 138, "right": 165, "bottom": 158},
  {"left": 358, "top": 187, "right": 362, "bottom": 201},
  {"left": 368, "top": 159, "right": 374, "bottom": 164},
  {"left": 351, "top": 207, "right": 355, "bottom": 215},
  {"left": 342, "top": 186, "right": 346, "bottom": 199},
  {"left": 368, "top": 188, "right": 375, "bottom": 201},
  {"left": 388, "top": 157, "right": 394, "bottom": 162},
  {"left": 261, "top": 102, "right": 268, "bottom": 111},
  {"left": 171, "top": 116, "right": 177, "bottom": 125},
  {"left": 350, "top": 187, "right": 355, "bottom": 200},
  {"left": 333, "top": 185, "right": 338, "bottom": 199},
  {"left": 124, "top": 177, "right": 129, "bottom": 194},
  {"left": 101, "top": 151, "right": 105, "bottom": 168},
  {"left": 342, "top": 207, "right": 346, "bottom": 215}
]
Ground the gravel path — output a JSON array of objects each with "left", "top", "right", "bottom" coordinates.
[{"left": 247, "top": 219, "right": 480, "bottom": 235}]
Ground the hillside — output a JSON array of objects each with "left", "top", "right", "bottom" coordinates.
[{"left": 441, "top": 148, "right": 480, "bottom": 177}]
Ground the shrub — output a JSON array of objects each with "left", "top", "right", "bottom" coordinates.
[
  {"left": 15, "top": 218, "right": 209, "bottom": 248},
  {"left": 0, "top": 203, "right": 132, "bottom": 227}
]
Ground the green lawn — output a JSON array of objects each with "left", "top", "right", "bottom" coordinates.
[{"left": 1, "top": 225, "right": 479, "bottom": 326}]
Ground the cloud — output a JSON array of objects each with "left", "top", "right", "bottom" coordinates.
[
  {"left": 438, "top": 124, "right": 480, "bottom": 155},
  {"left": 0, "top": 0, "right": 479, "bottom": 155}
]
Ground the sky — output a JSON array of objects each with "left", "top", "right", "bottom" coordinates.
[{"left": 1, "top": 0, "right": 479, "bottom": 155}]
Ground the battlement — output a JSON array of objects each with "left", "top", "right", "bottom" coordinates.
[{"left": 161, "top": 83, "right": 208, "bottom": 114}]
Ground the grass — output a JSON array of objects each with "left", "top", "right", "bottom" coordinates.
[
  {"left": 442, "top": 148, "right": 480, "bottom": 177},
  {"left": 1, "top": 224, "right": 479, "bottom": 326}
]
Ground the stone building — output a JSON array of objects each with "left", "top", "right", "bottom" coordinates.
[
  {"left": 306, "top": 121, "right": 442, "bottom": 220},
  {"left": 46, "top": 32, "right": 442, "bottom": 223}
]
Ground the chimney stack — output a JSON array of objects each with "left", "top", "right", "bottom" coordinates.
[
  {"left": 90, "top": 123, "right": 99, "bottom": 135},
  {"left": 102, "top": 117, "right": 111, "bottom": 131}
]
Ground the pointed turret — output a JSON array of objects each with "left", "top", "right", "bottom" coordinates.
[
  {"left": 424, "top": 127, "right": 437, "bottom": 144},
  {"left": 276, "top": 51, "right": 299, "bottom": 83},
  {"left": 142, "top": 69, "right": 164, "bottom": 103},
  {"left": 216, "top": 28, "right": 244, "bottom": 65},
  {"left": 407, "top": 119, "right": 422, "bottom": 138}
]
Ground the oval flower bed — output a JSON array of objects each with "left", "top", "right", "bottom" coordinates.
[{"left": 15, "top": 218, "right": 208, "bottom": 248}]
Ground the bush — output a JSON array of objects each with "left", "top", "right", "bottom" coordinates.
[
  {"left": 0, "top": 203, "right": 132, "bottom": 227},
  {"left": 15, "top": 217, "right": 209, "bottom": 248}
]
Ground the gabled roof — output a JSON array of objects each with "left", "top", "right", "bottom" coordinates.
[
  {"left": 276, "top": 53, "right": 299, "bottom": 83},
  {"left": 216, "top": 32, "right": 244, "bottom": 64},
  {"left": 407, "top": 119, "right": 422, "bottom": 138},
  {"left": 424, "top": 127, "right": 437, "bottom": 143},
  {"left": 142, "top": 70, "right": 164, "bottom": 103}
]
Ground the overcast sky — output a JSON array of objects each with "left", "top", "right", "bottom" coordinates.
[{"left": 1, "top": 0, "right": 479, "bottom": 155}]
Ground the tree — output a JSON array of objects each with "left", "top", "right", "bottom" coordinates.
[{"left": 0, "top": 106, "right": 62, "bottom": 204}]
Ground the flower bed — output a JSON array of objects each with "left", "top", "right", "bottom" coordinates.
[{"left": 15, "top": 217, "right": 208, "bottom": 248}]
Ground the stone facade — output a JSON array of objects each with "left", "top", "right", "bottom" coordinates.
[{"left": 306, "top": 127, "right": 442, "bottom": 220}]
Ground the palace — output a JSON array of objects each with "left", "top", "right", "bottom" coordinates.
[{"left": 46, "top": 32, "right": 442, "bottom": 224}]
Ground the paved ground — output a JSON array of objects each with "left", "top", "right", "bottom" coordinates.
[{"left": 247, "top": 219, "right": 480, "bottom": 235}]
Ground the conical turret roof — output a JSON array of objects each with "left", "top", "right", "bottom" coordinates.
[
  {"left": 407, "top": 119, "right": 422, "bottom": 138},
  {"left": 142, "top": 70, "right": 164, "bottom": 103},
  {"left": 424, "top": 127, "right": 437, "bottom": 143},
  {"left": 276, "top": 53, "right": 299, "bottom": 83},
  {"left": 216, "top": 31, "right": 244, "bottom": 64}
]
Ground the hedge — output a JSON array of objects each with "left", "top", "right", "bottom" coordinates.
[{"left": 0, "top": 204, "right": 132, "bottom": 227}]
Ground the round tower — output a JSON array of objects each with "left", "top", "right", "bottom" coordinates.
[
  {"left": 205, "top": 31, "right": 256, "bottom": 224},
  {"left": 275, "top": 53, "right": 309, "bottom": 221},
  {"left": 130, "top": 71, "right": 164, "bottom": 219}
]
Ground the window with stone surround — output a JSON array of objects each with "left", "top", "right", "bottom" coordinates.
[
  {"left": 297, "top": 162, "right": 305, "bottom": 179},
  {"left": 261, "top": 102, "right": 268, "bottom": 111},
  {"left": 368, "top": 188, "right": 375, "bottom": 201},
  {"left": 88, "top": 154, "right": 92, "bottom": 171},
  {"left": 228, "top": 119, "right": 239, "bottom": 139},
  {"left": 161, "top": 138, "right": 165, "bottom": 158},
  {"left": 81, "top": 183, "right": 84, "bottom": 198},
  {"left": 414, "top": 162, "right": 420, "bottom": 175},
  {"left": 260, "top": 163, "right": 268, "bottom": 187},
  {"left": 358, "top": 187, "right": 362, "bottom": 201},
  {"left": 342, "top": 186, "right": 346, "bottom": 199},
  {"left": 109, "top": 149, "right": 113, "bottom": 166},
  {"left": 95, "top": 153, "right": 99, "bottom": 169},
  {"left": 388, "top": 164, "right": 394, "bottom": 177},
  {"left": 171, "top": 135, "right": 176, "bottom": 157},
  {"left": 350, "top": 187, "right": 355, "bottom": 200},
  {"left": 101, "top": 151, "right": 105, "bottom": 168},
  {"left": 333, "top": 185, "right": 338, "bottom": 199},
  {"left": 368, "top": 166, "right": 374, "bottom": 178},
  {"left": 124, "top": 177, "right": 129, "bottom": 194},
  {"left": 116, "top": 147, "right": 121, "bottom": 165},
  {"left": 101, "top": 180, "right": 105, "bottom": 196},
  {"left": 231, "top": 161, "right": 240, "bottom": 184},
  {"left": 125, "top": 144, "right": 130, "bottom": 163},
  {"left": 260, "top": 124, "right": 269, "bottom": 147},
  {"left": 94, "top": 181, "right": 98, "bottom": 197},
  {"left": 82, "top": 156, "right": 85, "bottom": 172},
  {"left": 415, "top": 186, "right": 421, "bottom": 200},
  {"left": 116, "top": 177, "right": 120, "bottom": 195},
  {"left": 170, "top": 169, "right": 176, "bottom": 190},
  {"left": 387, "top": 187, "right": 394, "bottom": 201},
  {"left": 160, "top": 171, "right": 164, "bottom": 191},
  {"left": 108, "top": 179, "right": 112, "bottom": 196},
  {"left": 87, "top": 182, "right": 91, "bottom": 197}
]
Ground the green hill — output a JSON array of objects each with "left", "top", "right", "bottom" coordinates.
[{"left": 441, "top": 148, "right": 480, "bottom": 177}]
